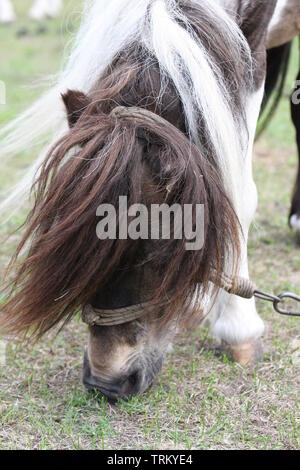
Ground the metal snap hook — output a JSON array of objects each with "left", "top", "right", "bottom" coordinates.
[{"left": 273, "top": 292, "right": 300, "bottom": 317}]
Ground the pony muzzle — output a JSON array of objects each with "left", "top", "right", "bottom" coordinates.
[{"left": 82, "top": 348, "right": 162, "bottom": 402}]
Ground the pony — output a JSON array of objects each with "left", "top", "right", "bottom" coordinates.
[
  {"left": 0, "top": 0, "right": 283, "bottom": 401},
  {"left": 0, "top": 0, "right": 62, "bottom": 23},
  {"left": 261, "top": 0, "right": 300, "bottom": 242}
]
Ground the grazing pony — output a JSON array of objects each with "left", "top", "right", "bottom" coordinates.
[
  {"left": 0, "top": 0, "right": 62, "bottom": 23},
  {"left": 262, "top": 0, "right": 300, "bottom": 241},
  {"left": 0, "top": 0, "right": 278, "bottom": 400}
]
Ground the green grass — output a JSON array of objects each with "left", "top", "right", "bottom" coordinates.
[{"left": 0, "top": 5, "right": 300, "bottom": 450}]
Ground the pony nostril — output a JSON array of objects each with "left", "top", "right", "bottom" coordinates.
[
  {"left": 128, "top": 371, "right": 139, "bottom": 387},
  {"left": 121, "top": 369, "right": 144, "bottom": 396}
]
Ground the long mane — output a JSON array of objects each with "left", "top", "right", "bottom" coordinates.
[{"left": 0, "top": 0, "right": 253, "bottom": 338}]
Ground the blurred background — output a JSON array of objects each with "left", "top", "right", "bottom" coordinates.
[
  {"left": 0, "top": 0, "right": 83, "bottom": 205},
  {"left": 0, "top": 0, "right": 83, "bottom": 124}
]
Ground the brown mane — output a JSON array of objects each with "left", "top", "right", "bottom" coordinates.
[{"left": 0, "top": 15, "right": 243, "bottom": 340}]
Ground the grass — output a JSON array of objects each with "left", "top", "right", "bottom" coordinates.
[{"left": 0, "top": 2, "right": 300, "bottom": 450}]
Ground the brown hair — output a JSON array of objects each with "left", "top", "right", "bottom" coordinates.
[{"left": 0, "top": 42, "right": 241, "bottom": 340}]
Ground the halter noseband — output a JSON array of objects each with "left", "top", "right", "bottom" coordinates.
[
  {"left": 82, "top": 271, "right": 258, "bottom": 327},
  {"left": 82, "top": 302, "right": 157, "bottom": 327}
]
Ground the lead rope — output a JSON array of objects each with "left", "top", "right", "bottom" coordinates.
[{"left": 210, "top": 271, "right": 300, "bottom": 318}]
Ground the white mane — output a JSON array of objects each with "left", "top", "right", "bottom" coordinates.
[{"left": 0, "top": 0, "right": 252, "bottom": 214}]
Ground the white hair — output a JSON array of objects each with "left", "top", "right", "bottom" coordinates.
[{"left": 0, "top": 0, "right": 252, "bottom": 214}]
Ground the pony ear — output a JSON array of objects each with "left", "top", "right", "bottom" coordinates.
[{"left": 61, "top": 90, "right": 91, "bottom": 127}]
